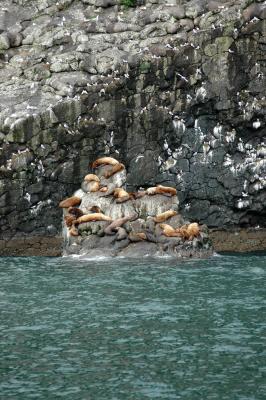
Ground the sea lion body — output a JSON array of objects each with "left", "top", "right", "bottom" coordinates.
[
  {"left": 84, "top": 174, "right": 100, "bottom": 183},
  {"left": 104, "top": 214, "right": 138, "bottom": 235},
  {"left": 64, "top": 214, "right": 77, "bottom": 227},
  {"left": 160, "top": 223, "right": 180, "bottom": 237},
  {"left": 89, "top": 181, "right": 100, "bottom": 192},
  {"left": 69, "top": 225, "right": 79, "bottom": 236},
  {"left": 92, "top": 157, "right": 119, "bottom": 169},
  {"left": 147, "top": 185, "right": 177, "bottom": 197},
  {"left": 113, "top": 188, "right": 131, "bottom": 203},
  {"left": 175, "top": 225, "right": 188, "bottom": 240},
  {"left": 104, "top": 163, "right": 125, "bottom": 179},
  {"left": 116, "top": 195, "right": 132, "bottom": 203},
  {"left": 68, "top": 207, "right": 84, "bottom": 218},
  {"left": 186, "top": 223, "right": 200, "bottom": 238},
  {"left": 59, "top": 196, "right": 81, "bottom": 208},
  {"left": 177, "top": 223, "right": 200, "bottom": 240},
  {"left": 81, "top": 181, "right": 100, "bottom": 193},
  {"left": 113, "top": 188, "right": 128, "bottom": 198},
  {"left": 77, "top": 213, "right": 112, "bottom": 224},
  {"left": 128, "top": 232, "right": 147, "bottom": 242},
  {"left": 153, "top": 210, "right": 177, "bottom": 223},
  {"left": 175, "top": 223, "right": 200, "bottom": 240}
]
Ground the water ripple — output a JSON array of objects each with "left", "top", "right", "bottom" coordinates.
[{"left": 0, "top": 254, "right": 265, "bottom": 399}]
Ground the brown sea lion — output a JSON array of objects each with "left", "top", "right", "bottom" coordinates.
[
  {"left": 69, "top": 225, "right": 79, "bottom": 236},
  {"left": 64, "top": 214, "right": 77, "bottom": 227},
  {"left": 187, "top": 223, "right": 200, "bottom": 238},
  {"left": 113, "top": 188, "right": 128, "bottom": 198},
  {"left": 92, "top": 157, "right": 119, "bottom": 169},
  {"left": 59, "top": 196, "right": 81, "bottom": 208},
  {"left": 116, "top": 195, "right": 132, "bottom": 203},
  {"left": 104, "top": 163, "right": 125, "bottom": 179},
  {"left": 175, "top": 225, "right": 187, "bottom": 240},
  {"left": 84, "top": 174, "right": 100, "bottom": 182},
  {"left": 176, "top": 223, "right": 200, "bottom": 240},
  {"left": 160, "top": 223, "right": 180, "bottom": 237},
  {"left": 68, "top": 207, "right": 84, "bottom": 218},
  {"left": 89, "top": 181, "right": 100, "bottom": 192},
  {"left": 81, "top": 180, "right": 100, "bottom": 193},
  {"left": 99, "top": 186, "right": 108, "bottom": 193},
  {"left": 113, "top": 188, "right": 132, "bottom": 203},
  {"left": 104, "top": 214, "right": 138, "bottom": 235},
  {"left": 128, "top": 232, "right": 147, "bottom": 242},
  {"left": 153, "top": 210, "right": 177, "bottom": 223},
  {"left": 147, "top": 185, "right": 177, "bottom": 197},
  {"left": 76, "top": 213, "right": 112, "bottom": 224}
]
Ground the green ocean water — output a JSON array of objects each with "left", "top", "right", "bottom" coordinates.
[{"left": 0, "top": 254, "right": 265, "bottom": 399}]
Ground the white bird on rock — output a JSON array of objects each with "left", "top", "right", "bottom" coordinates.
[{"left": 253, "top": 119, "right": 261, "bottom": 130}]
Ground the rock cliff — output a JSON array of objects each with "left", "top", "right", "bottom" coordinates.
[{"left": 0, "top": 0, "right": 265, "bottom": 254}]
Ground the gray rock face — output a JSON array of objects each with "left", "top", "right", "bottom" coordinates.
[{"left": 0, "top": 0, "right": 265, "bottom": 243}]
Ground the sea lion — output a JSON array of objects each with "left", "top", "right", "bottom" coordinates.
[
  {"left": 68, "top": 207, "right": 84, "bottom": 218},
  {"left": 59, "top": 196, "right": 81, "bottom": 208},
  {"left": 81, "top": 180, "right": 100, "bottom": 193},
  {"left": 92, "top": 157, "right": 119, "bottom": 169},
  {"left": 175, "top": 225, "right": 187, "bottom": 240},
  {"left": 84, "top": 174, "right": 100, "bottom": 183},
  {"left": 116, "top": 195, "right": 132, "bottom": 203},
  {"left": 176, "top": 223, "right": 200, "bottom": 240},
  {"left": 160, "top": 223, "right": 180, "bottom": 237},
  {"left": 128, "top": 232, "right": 147, "bottom": 242},
  {"left": 76, "top": 213, "right": 112, "bottom": 224},
  {"left": 113, "top": 188, "right": 131, "bottom": 203},
  {"left": 187, "top": 223, "right": 200, "bottom": 238},
  {"left": 104, "top": 163, "right": 125, "bottom": 179},
  {"left": 104, "top": 214, "right": 138, "bottom": 235},
  {"left": 64, "top": 214, "right": 77, "bottom": 227},
  {"left": 153, "top": 210, "right": 177, "bottom": 223},
  {"left": 69, "top": 225, "right": 79, "bottom": 236},
  {"left": 89, "top": 181, "right": 100, "bottom": 192},
  {"left": 147, "top": 185, "right": 177, "bottom": 197},
  {"left": 113, "top": 188, "right": 128, "bottom": 198}
]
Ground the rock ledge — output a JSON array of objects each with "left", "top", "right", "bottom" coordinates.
[{"left": 62, "top": 157, "right": 213, "bottom": 258}]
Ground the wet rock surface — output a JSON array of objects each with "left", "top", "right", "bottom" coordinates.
[
  {"left": 62, "top": 158, "right": 213, "bottom": 258},
  {"left": 0, "top": 0, "right": 265, "bottom": 251}
]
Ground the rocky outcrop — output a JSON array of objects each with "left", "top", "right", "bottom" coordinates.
[
  {"left": 210, "top": 228, "right": 266, "bottom": 252},
  {"left": 62, "top": 157, "right": 213, "bottom": 258},
  {"left": 0, "top": 0, "right": 265, "bottom": 254}
]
